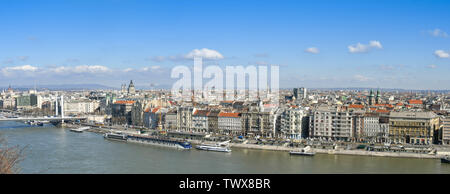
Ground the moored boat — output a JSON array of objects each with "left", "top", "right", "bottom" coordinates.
[
  {"left": 70, "top": 126, "right": 90, "bottom": 133},
  {"left": 127, "top": 134, "right": 192, "bottom": 149},
  {"left": 441, "top": 156, "right": 450, "bottom": 164},
  {"left": 104, "top": 132, "right": 128, "bottom": 141},
  {"left": 195, "top": 141, "right": 231, "bottom": 153},
  {"left": 289, "top": 146, "right": 315, "bottom": 156}
]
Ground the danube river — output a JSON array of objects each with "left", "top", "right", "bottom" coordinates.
[{"left": 1, "top": 121, "right": 450, "bottom": 174}]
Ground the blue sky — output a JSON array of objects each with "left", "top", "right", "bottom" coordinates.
[{"left": 0, "top": 0, "right": 449, "bottom": 89}]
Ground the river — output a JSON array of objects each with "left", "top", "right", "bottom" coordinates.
[{"left": 1, "top": 121, "right": 450, "bottom": 174}]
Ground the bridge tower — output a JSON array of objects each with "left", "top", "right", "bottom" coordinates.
[
  {"left": 55, "top": 96, "right": 59, "bottom": 116},
  {"left": 61, "top": 95, "right": 64, "bottom": 123}
]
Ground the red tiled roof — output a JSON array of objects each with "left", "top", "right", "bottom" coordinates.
[
  {"left": 218, "top": 112, "right": 240, "bottom": 118},
  {"left": 374, "top": 104, "right": 394, "bottom": 108},
  {"left": 194, "top": 110, "right": 209, "bottom": 116},
  {"left": 114, "top": 100, "right": 136, "bottom": 105},
  {"left": 409, "top": 100, "right": 423, "bottom": 104},
  {"left": 349, "top": 104, "right": 364, "bottom": 109}
]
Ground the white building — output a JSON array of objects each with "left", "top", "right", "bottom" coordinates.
[
  {"left": 309, "top": 106, "right": 353, "bottom": 141},
  {"left": 63, "top": 100, "right": 100, "bottom": 115},
  {"left": 218, "top": 112, "right": 242, "bottom": 135},
  {"left": 363, "top": 113, "right": 389, "bottom": 143},
  {"left": 280, "top": 106, "right": 308, "bottom": 140},
  {"left": 192, "top": 110, "right": 209, "bottom": 133}
]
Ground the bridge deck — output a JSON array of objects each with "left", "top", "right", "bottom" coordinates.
[{"left": 0, "top": 117, "right": 87, "bottom": 121}]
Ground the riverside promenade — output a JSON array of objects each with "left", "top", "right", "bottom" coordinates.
[
  {"left": 229, "top": 142, "right": 444, "bottom": 159},
  {"left": 64, "top": 123, "right": 449, "bottom": 159}
]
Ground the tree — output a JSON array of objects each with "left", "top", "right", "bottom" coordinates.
[{"left": 0, "top": 136, "right": 25, "bottom": 174}]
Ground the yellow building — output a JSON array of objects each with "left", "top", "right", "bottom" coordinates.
[{"left": 389, "top": 112, "right": 439, "bottom": 145}]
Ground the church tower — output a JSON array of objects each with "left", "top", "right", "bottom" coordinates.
[
  {"left": 375, "top": 89, "right": 381, "bottom": 104},
  {"left": 368, "top": 89, "right": 375, "bottom": 105},
  {"left": 128, "top": 80, "right": 136, "bottom": 95}
]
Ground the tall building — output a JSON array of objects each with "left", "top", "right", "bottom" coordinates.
[
  {"left": 362, "top": 113, "right": 389, "bottom": 143},
  {"left": 192, "top": 110, "right": 209, "bottom": 133},
  {"left": 207, "top": 110, "right": 220, "bottom": 134},
  {"left": 280, "top": 106, "right": 308, "bottom": 140},
  {"left": 218, "top": 112, "right": 242, "bottom": 135},
  {"left": 111, "top": 100, "right": 136, "bottom": 125},
  {"left": 15, "top": 94, "right": 38, "bottom": 109},
  {"left": 293, "top": 87, "right": 307, "bottom": 101},
  {"left": 309, "top": 106, "right": 353, "bottom": 141},
  {"left": 177, "top": 106, "right": 194, "bottom": 131},
  {"left": 241, "top": 111, "right": 273, "bottom": 137},
  {"left": 164, "top": 109, "right": 178, "bottom": 130},
  {"left": 442, "top": 117, "right": 450, "bottom": 145}
]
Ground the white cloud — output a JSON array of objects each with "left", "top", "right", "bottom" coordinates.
[
  {"left": 369, "top": 41, "right": 382, "bottom": 49},
  {"left": 184, "top": 48, "right": 224, "bottom": 60},
  {"left": 353, "top": 74, "right": 371, "bottom": 82},
  {"left": 141, "top": 66, "right": 161, "bottom": 72},
  {"left": 304, "top": 47, "right": 320, "bottom": 54},
  {"left": 52, "top": 65, "right": 111, "bottom": 74},
  {"left": 434, "top": 50, "right": 450, "bottom": 58},
  {"left": 348, "top": 40, "right": 383, "bottom": 53},
  {"left": 123, "top": 68, "right": 134, "bottom": 72},
  {"left": 148, "top": 48, "right": 224, "bottom": 62},
  {"left": 150, "top": 65, "right": 160, "bottom": 70},
  {"left": 3, "top": 65, "right": 38, "bottom": 72},
  {"left": 429, "top": 29, "right": 448, "bottom": 38},
  {"left": 1, "top": 65, "right": 38, "bottom": 77},
  {"left": 74, "top": 65, "right": 110, "bottom": 73}
]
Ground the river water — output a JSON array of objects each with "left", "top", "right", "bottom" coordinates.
[{"left": 1, "top": 121, "right": 450, "bottom": 174}]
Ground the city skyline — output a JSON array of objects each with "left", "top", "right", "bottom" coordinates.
[{"left": 1, "top": 0, "right": 450, "bottom": 89}]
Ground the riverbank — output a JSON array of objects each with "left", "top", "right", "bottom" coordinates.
[
  {"left": 229, "top": 142, "right": 443, "bottom": 159},
  {"left": 63, "top": 123, "right": 449, "bottom": 159}
]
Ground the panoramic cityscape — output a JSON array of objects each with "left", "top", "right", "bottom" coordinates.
[{"left": 1, "top": 0, "right": 450, "bottom": 176}]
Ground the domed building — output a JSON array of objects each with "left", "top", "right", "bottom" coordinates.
[{"left": 128, "top": 80, "right": 136, "bottom": 95}]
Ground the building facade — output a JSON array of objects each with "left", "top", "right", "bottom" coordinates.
[
  {"left": 362, "top": 113, "right": 389, "bottom": 143},
  {"left": 218, "top": 112, "right": 242, "bottom": 135},
  {"left": 280, "top": 107, "right": 308, "bottom": 140},
  {"left": 309, "top": 106, "right": 353, "bottom": 141},
  {"left": 241, "top": 111, "right": 273, "bottom": 137},
  {"left": 192, "top": 110, "right": 209, "bottom": 133},
  {"left": 111, "top": 100, "right": 136, "bottom": 125},
  {"left": 389, "top": 112, "right": 439, "bottom": 145},
  {"left": 442, "top": 117, "right": 450, "bottom": 145}
]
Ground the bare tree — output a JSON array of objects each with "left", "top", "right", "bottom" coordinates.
[{"left": 0, "top": 136, "right": 25, "bottom": 174}]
